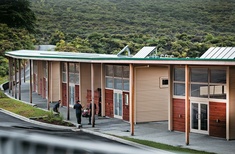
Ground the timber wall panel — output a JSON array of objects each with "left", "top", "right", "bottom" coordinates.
[
  {"left": 105, "top": 89, "right": 113, "bottom": 117},
  {"left": 62, "top": 83, "right": 67, "bottom": 106},
  {"left": 75, "top": 85, "right": 79, "bottom": 102},
  {"left": 209, "top": 102, "right": 226, "bottom": 138},
  {"left": 80, "top": 63, "right": 91, "bottom": 107},
  {"left": 51, "top": 62, "right": 60, "bottom": 102},
  {"left": 135, "top": 66, "right": 168, "bottom": 122},
  {"left": 86, "top": 89, "right": 100, "bottom": 114},
  {"left": 173, "top": 98, "right": 185, "bottom": 132}
]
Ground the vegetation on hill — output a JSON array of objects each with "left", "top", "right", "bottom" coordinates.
[
  {"left": 0, "top": 0, "right": 36, "bottom": 77},
  {"left": 30, "top": 0, "right": 235, "bottom": 56},
  {"left": 0, "top": 0, "right": 36, "bottom": 32},
  {"left": 1, "top": 0, "right": 235, "bottom": 76}
]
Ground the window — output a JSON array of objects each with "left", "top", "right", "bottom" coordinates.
[
  {"left": 173, "top": 67, "right": 185, "bottom": 96},
  {"left": 191, "top": 68, "right": 208, "bottom": 83},
  {"left": 160, "top": 77, "right": 168, "bottom": 88},
  {"left": 174, "top": 67, "right": 185, "bottom": 81},
  {"left": 62, "top": 62, "right": 79, "bottom": 84},
  {"left": 173, "top": 67, "right": 226, "bottom": 99},
  {"left": 191, "top": 84, "right": 208, "bottom": 98},
  {"left": 210, "top": 68, "right": 226, "bottom": 83},
  {"left": 114, "top": 78, "right": 122, "bottom": 90},
  {"left": 174, "top": 83, "right": 185, "bottom": 96},
  {"left": 105, "top": 65, "right": 113, "bottom": 76},
  {"left": 62, "top": 63, "right": 67, "bottom": 83},
  {"left": 105, "top": 77, "right": 113, "bottom": 88},
  {"left": 105, "top": 65, "right": 129, "bottom": 91}
]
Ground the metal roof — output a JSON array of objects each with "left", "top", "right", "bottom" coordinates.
[
  {"left": 5, "top": 48, "right": 235, "bottom": 66},
  {"left": 132, "top": 46, "right": 156, "bottom": 58},
  {"left": 200, "top": 47, "right": 235, "bottom": 59}
]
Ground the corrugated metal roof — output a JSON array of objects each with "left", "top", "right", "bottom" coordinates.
[
  {"left": 132, "top": 46, "right": 156, "bottom": 58},
  {"left": 200, "top": 47, "right": 235, "bottom": 59}
]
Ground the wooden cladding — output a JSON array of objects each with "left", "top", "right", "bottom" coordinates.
[
  {"left": 123, "top": 92, "right": 129, "bottom": 121},
  {"left": 209, "top": 102, "right": 226, "bottom": 138},
  {"left": 105, "top": 89, "right": 113, "bottom": 117},
  {"left": 173, "top": 98, "right": 185, "bottom": 132},
  {"left": 75, "top": 85, "right": 79, "bottom": 102},
  {"left": 62, "top": 83, "right": 67, "bottom": 106},
  {"left": 86, "top": 89, "right": 101, "bottom": 114}
]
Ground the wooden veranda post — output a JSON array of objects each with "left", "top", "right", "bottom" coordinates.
[
  {"left": 18, "top": 59, "right": 21, "bottom": 100},
  {"left": 29, "top": 60, "right": 32, "bottom": 104},
  {"left": 130, "top": 64, "right": 134, "bottom": 136},
  {"left": 185, "top": 65, "right": 190, "bottom": 145},
  {"left": 47, "top": 61, "right": 50, "bottom": 110},
  {"left": 66, "top": 62, "right": 70, "bottom": 120},
  {"left": 8, "top": 58, "right": 12, "bottom": 94},
  {"left": 91, "top": 63, "right": 95, "bottom": 127},
  {"left": 14, "top": 58, "right": 17, "bottom": 99}
]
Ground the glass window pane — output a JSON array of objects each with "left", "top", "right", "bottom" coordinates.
[
  {"left": 69, "top": 63, "right": 75, "bottom": 72},
  {"left": 62, "top": 62, "right": 66, "bottom": 72},
  {"left": 123, "top": 79, "right": 129, "bottom": 91},
  {"left": 174, "top": 67, "right": 185, "bottom": 81},
  {"left": 191, "top": 84, "right": 208, "bottom": 98},
  {"left": 114, "top": 66, "right": 122, "bottom": 77},
  {"left": 62, "top": 72, "right": 66, "bottom": 82},
  {"left": 209, "top": 85, "right": 226, "bottom": 99},
  {"left": 174, "top": 83, "right": 185, "bottom": 96},
  {"left": 74, "top": 73, "right": 79, "bottom": 84},
  {"left": 75, "top": 63, "right": 79, "bottom": 73},
  {"left": 105, "top": 65, "right": 113, "bottom": 76},
  {"left": 191, "top": 68, "right": 208, "bottom": 83},
  {"left": 114, "top": 78, "right": 122, "bottom": 90},
  {"left": 123, "top": 66, "right": 129, "bottom": 78},
  {"left": 69, "top": 73, "right": 74, "bottom": 83},
  {"left": 210, "top": 69, "right": 226, "bottom": 83},
  {"left": 105, "top": 77, "right": 113, "bottom": 88}
]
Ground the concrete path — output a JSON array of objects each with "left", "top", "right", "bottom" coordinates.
[{"left": 4, "top": 82, "right": 235, "bottom": 154}]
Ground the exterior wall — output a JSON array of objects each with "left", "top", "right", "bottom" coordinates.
[
  {"left": 62, "top": 83, "right": 67, "bottom": 106},
  {"left": 105, "top": 89, "right": 113, "bottom": 117},
  {"left": 229, "top": 66, "right": 235, "bottom": 139},
  {"left": 209, "top": 102, "right": 226, "bottom": 138},
  {"left": 80, "top": 63, "right": 91, "bottom": 107},
  {"left": 94, "top": 64, "right": 101, "bottom": 91},
  {"left": 135, "top": 66, "right": 168, "bottom": 122},
  {"left": 173, "top": 98, "right": 185, "bottom": 132},
  {"left": 123, "top": 92, "right": 129, "bottom": 121},
  {"left": 50, "top": 61, "right": 60, "bottom": 102},
  {"left": 75, "top": 85, "right": 79, "bottom": 101},
  {"left": 43, "top": 77, "right": 46, "bottom": 99}
]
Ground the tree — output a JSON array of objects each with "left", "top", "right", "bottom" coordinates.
[
  {"left": 0, "top": 23, "right": 35, "bottom": 77},
  {"left": 0, "top": 0, "right": 36, "bottom": 32}
]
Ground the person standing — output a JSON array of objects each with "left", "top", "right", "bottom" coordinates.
[
  {"left": 53, "top": 100, "right": 61, "bottom": 113},
  {"left": 73, "top": 100, "right": 82, "bottom": 127},
  {"left": 88, "top": 102, "right": 96, "bottom": 125}
]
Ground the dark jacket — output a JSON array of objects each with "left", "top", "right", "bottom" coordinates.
[{"left": 74, "top": 103, "right": 82, "bottom": 114}]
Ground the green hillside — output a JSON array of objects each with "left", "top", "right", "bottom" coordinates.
[{"left": 30, "top": 0, "right": 235, "bottom": 57}]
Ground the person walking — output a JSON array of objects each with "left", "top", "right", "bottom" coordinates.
[
  {"left": 53, "top": 100, "right": 61, "bottom": 113},
  {"left": 73, "top": 100, "right": 83, "bottom": 128},
  {"left": 88, "top": 102, "right": 96, "bottom": 125}
]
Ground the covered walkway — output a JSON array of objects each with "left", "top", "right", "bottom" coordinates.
[{"left": 3, "top": 81, "right": 235, "bottom": 154}]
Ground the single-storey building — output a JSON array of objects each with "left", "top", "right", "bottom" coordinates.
[{"left": 5, "top": 46, "right": 235, "bottom": 144}]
